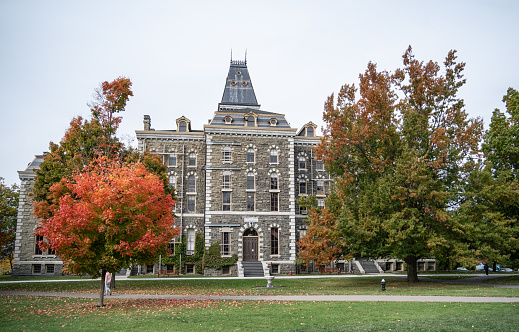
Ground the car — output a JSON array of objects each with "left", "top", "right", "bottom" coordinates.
[
  {"left": 476, "top": 263, "right": 493, "bottom": 272},
  {"left": 500, "top": 267, "right": 513, "bottom": 272},
  {"left": 456, "top": 267, "right": 468, "bottom": 271}
]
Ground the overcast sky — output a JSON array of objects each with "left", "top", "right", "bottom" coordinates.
[{"left": 1, "top": 0, "right": 518, "bottom": 186}]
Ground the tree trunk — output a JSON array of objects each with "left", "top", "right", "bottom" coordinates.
[
  {"left": 98, "top": 269, "right": 106, "bottom": 307},
  {"left": 110, "top": 274, "right": 115, "bottom": 290},
  {"left": 405, "top": 256, "right": 419, "bottom": 283}
]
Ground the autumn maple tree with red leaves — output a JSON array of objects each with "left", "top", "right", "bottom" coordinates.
[
  {"left": 298, "top": 47, "right": 513, "bottom": 282},
  {"left": 32, "top": 77, "right": 178, "bottom": 306}
]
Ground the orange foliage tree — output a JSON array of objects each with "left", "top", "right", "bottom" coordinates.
[
  {"left": 35, "top": 158, "right": 179, "bottom": 306},
  {"left": 299, "top": 47, "right": 497, "bottom": 282}
]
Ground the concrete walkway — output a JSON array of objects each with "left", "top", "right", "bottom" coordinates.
[
  {"left": 1, "top": 290, "right": 518, "bottom": 303},
  {"left": 1, "top": 273, "right": 518, "bottom": 303}
]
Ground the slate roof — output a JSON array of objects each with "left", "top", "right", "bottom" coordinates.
[{"left": 219, "top": 60, "right": 260, "bottom": 107}]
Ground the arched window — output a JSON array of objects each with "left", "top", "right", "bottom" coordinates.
[
  {"left": 188, "top": 175, "right": 196, "bottom": 192},
  {"left": 299, "top": 156, "right": 306, "bottom": 169},
  {"left": 247, "top": 148, "right": 255, "bottom": 163},
  {"left": 306, "top": 126, "right": 314, "bottom": 137},
  {"left": 299, "top": 179, "right": 307, "bottom": 195},
  {"left": 189, "top": 153, "right": 196, "bottom": 166},
  {"left": 179, "top": 121, "right": 187, "bottom": 132},
  {"left": 243, "top": 228, "right": 258, "bottom": 237},
  {"left": 247, "top": 172, "right": 255, "bottom": 190},
  {"left": 270, "top": 173, "right": 278, "bottom": 190},
  {"left": 270, "top": 149, "right": 278, "bottom": 164},
  {"left": 247, "top": 116, "right": 255, "bottom": 127}
]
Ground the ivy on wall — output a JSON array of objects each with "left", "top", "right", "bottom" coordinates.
[{"left": 159, "top": 234, "right": 237, "bottom": 274}]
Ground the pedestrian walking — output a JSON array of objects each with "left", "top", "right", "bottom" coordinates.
[{"left": 105, "top": 272, "right": 112, "bottom": 296}]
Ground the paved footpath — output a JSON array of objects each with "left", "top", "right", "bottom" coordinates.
[{"left": 1, "top": 274, "right": 518, "bottom": 303}]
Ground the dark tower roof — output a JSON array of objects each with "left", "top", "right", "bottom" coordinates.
[{"left": 219, "top": 60, "right": 260, "bottom": 108}]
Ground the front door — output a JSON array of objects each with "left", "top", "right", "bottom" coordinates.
[{"left": 243, "top": 236, "right": 258, "bottom": 261}]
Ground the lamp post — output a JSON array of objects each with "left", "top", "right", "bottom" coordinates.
[{"left": 381, "top": 279, "right": 386, "bottom": 291}]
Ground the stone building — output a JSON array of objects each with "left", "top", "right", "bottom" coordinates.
[
  {"left": 12, "top": 59, "right": 330, "bottom": 276},
  {"left": 136, "top": 59, "right": 330, "bottom": 276}
]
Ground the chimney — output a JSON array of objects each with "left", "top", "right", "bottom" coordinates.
[{"left": 143, "top": 115, "right": 151, "bottom": 131}]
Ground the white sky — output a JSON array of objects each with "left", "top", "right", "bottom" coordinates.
[{"left": 1, "top": 0, "right": 518, "bottom": 186}]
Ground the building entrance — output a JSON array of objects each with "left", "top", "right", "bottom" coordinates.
[{"left": 243, "top": 228, "right": 258, "bottom": 261}]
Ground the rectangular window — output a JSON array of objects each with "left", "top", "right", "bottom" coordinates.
[
  {"left": 247, "top": 149, "right": 255, "bottom": 163},
  {"left": 317, "top": 198, "right": 325, "bottom": 208},
  {"left": 46, "top": 264, "right": 54, "bottom": 274},
  {"left": 35, "top": 235, "right": 43, "bottom": 255},
  {"left": 222, "top": 265, "right": 230, "bottom": 275},
  {"left": 187, "top": 229, "right": 195, "bottom": 254},
  {"left": 299, "top": 206, "right": 307, "bottom": 215},
  {"left": 147, "top": 265, "right": 154, "bottom": 273},
  {"left": 247, "top": 192, "right": 255, "bottom": 211},
  {"left": 186, "top": 264, "right": 194, "bottom": 274},
  {"left": 33, "top": 264, "right": 41, "bottom": 274},
  {"left": 299, "top": 180, "right": 307, "bottom": 195},
  {"left": 272, "top": 264, "right": 279, "bottom": 274},
  {"left": 270, "top": 192, "right": 279, "bottom": 212},
  {"left": 187, "top": 196, "right": 195, "bottom": 213},
  {"left": 223, "top": 150, "right": 232, "bottom": 162},
  {"left": 223, "top": 174, "right": 231, "bottom": 189},
  {"left": 317, "top": 180, "right": 325, "bottom": 196},
  {"left": 223, "top": 192, "right": 231, "bottom": 211},
  {"left": 316, "top": 160, "right": 324, "bottom": 171},
  {"left": 221, "top": 232, "right": 231, "bottom": 256},
  {"left": 166, "top": 154, "right": 176, "bottom": 166},
  {"left": 271, "top": 227, "right": 279, "bottom": 255},
  {"left": 168, "top": 242, "right": 175, "bottom": 255}
]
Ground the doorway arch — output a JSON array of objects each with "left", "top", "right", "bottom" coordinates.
[{"left": 243, "top": 228, "right": 258, "bottom": 261}]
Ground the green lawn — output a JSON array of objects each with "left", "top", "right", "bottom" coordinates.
[
  {"left": 1, "top": 295, "right": 518, "bottom": 331},
  {"left": 1, "top": 276, "right": 518, "bottom": 297}
]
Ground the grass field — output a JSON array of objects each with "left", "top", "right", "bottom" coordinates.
[{"left": 1, "top": 275, "right": 519, "bottom": 331}]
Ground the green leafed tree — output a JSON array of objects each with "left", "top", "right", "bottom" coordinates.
[
  {"left": 305, "top": 47, "right": 487, "bottom": 282},
  {"left": 0, "top": 178, "right": 19, "bottom": 272}
]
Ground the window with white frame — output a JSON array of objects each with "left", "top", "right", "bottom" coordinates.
[
  {"left": 316, "top": 160, "right": 324, "bottom": 171},
  {"left": 299, "top": 156, "right": 306, "bottom": 169},
  {"left": 271, "top": 227, "right": 279, "bottom": 255},
  {"left": 188, "top": 175, "right": 196, "bottom": 192},
  {"left": 223, "top": 147, "right": 232, "bottom": 162},
  {"left": 317, "top": 179, "right": 325, "bottom": 195},
  {"left": 247, "top": 192, "right": 255, "bottom": 211},
  {"left": 270, "top": 192, "right": 279, "bottom": 212},
  {"left": 270, "top": 149, "right": 278, "bottom": 164},
  {"left": 187, "top": 196, "right": 195, "bottom": 213},
  {"left": 186, "top": 229, "right": 195, "bottom": 254},
  {"left": 221, "top": 232, "right": 231, "bottom": 256},
  {"left": 188, "top": 152, "right": 196, "bottom": 166},
  {"left": 222, "top": 192, "right": 231, "bottom": 211},
  {"left": 299, "top": 178, "right": 307, "bottom": 195},
  {"left": 223, "top": 172, "right": 231, "bottom": 189},
  {"left": 317, "top": 198, "right": 325, "bottom": 208},
  {"left": 247, "top": 172, "right": 255, "bottom": 190},
  {"left": 270, "top": 173, "right": 278, "bottom": 190},
  {"left": 247, "top": 148, "right": 255, "bottom": 163}
]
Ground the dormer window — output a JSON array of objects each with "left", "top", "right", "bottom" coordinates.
[
  {"left": 306, "top": 126, "right": 314, "bottom": 137},
  {"left": 179, "top": 121, "right": 187, "bottom": 132},
  {"left": 176, "top": 116, "right": 191, "bottom": 132},
  {"left": 224, "top": 116, "right": 233, "bottom": 124},
  {"left": 247, "top": 116, "right": 255, "bottom": 127},
  {"left": 269, "top": 118, "right": 278, "bottom": 126}
]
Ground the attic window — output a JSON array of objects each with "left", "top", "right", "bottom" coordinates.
[
  {"left": 231, "top": 80, "right": 237, "bottom": 86},
  {"left": 270, "top": 118, "right": 278, "bottom": 126},
  {"left": 179, "top": 121, "right": 187, "bottom": 132},
  {"left": 224, "top": 116, "right": 233, "bottom": 124},
  {"left": 306, "top": 127, "right": 314, "bottom": 137},
  {"left": 236, "top": 71, "right": 242, "bottom": 76},
  {"left": 242, "top": 81, "right": 248, "bottom": 86},
  {"left": 246, "top": 116, "right": 255, "bottom": 127}
]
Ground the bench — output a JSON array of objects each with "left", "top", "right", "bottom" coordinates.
[
  {"left": 157, "top": 269, "right": 179, "bottom": 277},
  {"left": 320, "top": 267, "right": 341, "bottom": 275}
]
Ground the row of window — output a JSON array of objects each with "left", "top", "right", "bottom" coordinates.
[
  {"left": 160, "top": 150, "right": 325, "bottom": 169},
  {"left": 168, "top": 228, "right": 280, "bottom": 257}
]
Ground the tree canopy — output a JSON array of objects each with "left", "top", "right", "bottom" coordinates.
[
  {"left": 298, "top": 47, "right": 507, "bottom": 282},
  {"left": 0, "top": 178, "right": 19, "bottom": 271}
]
